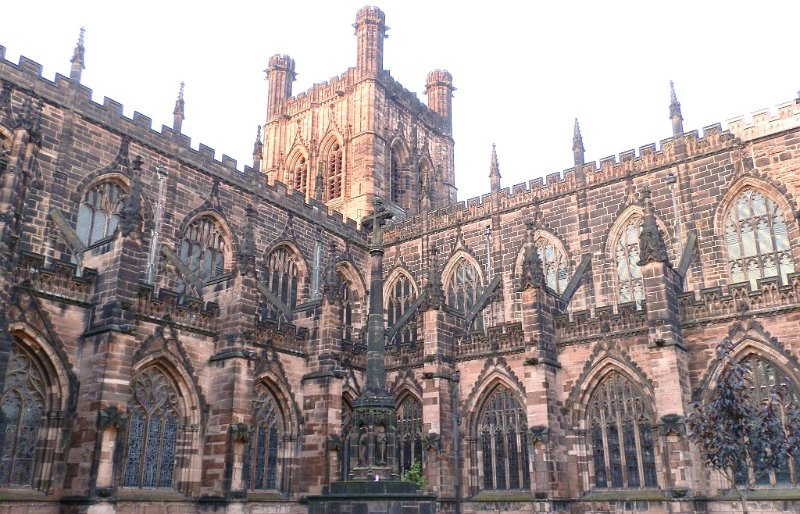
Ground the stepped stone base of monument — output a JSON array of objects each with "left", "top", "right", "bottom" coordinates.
[{"left": 307, "top": 480, "right": 437, "bottom": 514}]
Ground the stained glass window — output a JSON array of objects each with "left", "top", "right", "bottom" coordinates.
[
  {"left": 326, "top": 142, "right": 343, "bottom": 200},
  {"left": 179, "top": 217, "right": 227, "bottom": 286},
  {"left": 446, "top": 258, "right": 484, "bottom": 332},
  {"left": 0, "top": 342, "right": 46, "bottom": 487},
  {"left": 123, "top": 367, "right": 180, "bottom": 488},
  {"left": 387, "top": 274, "right": 417, "bottom": 345},
  {"left": 535, "top": 235, "right": 569, "bottom": 294},
  {"left": 589, "top": 371, "right": 657, "bottom": 489},
  {"left": 725, "top": 189, "right": 795, "bottom": 289},
  {"left": 251, "top": 385, "right": 284, "bottom": 491},
  {"left": 396, "top": 396, "right": 423, "bottom": 476},
  {"left": 477, "top": 385, "right": 529, "bottom": 490},
  {"left": 260, "top": 247, "right": 299, "bottom": 322},
  {"left": 615, "top": 217, "right": 644, "bottom": 305},
  {"left": 76, "top": 182, "right": 125, "bottom": 245}
]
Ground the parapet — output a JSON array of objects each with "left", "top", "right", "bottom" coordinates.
[
  {"left": 267, "top": 54, "right": 296, "bottom": 74},
  {"left": 355, "top": 5, "right": 386, "bottom": 25},
  {"left": 425, "top": 69, "right": 454, "bottom": 89}
]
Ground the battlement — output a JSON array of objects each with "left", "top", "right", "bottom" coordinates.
[
  {"left": 0, "top": 46, "right": 365, "bottom": 242},
  {"left": 355, "top": 5, "right": 386, "bottom": 25},
  {"left": 267, "top": 54, "right": 296, "bottom": 73},
  {"left": 556, "top": 303, "right": 648, "bottom": 345},
  {"left": 726, "top": 99, "right": 800, "bottom": 141}
]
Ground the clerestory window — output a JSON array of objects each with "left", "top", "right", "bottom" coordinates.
[{"left": 76, "top": 182, "right": 125, "bottom": 245}]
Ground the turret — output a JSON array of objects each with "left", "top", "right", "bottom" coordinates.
[
  {"left": 265, "top": 54, "right": 296, "bottom": 120},
  {"left": 425, "top": 69, "right": 455, "bottom": 133},
  {"left": 354, "top": 6, "right": 387, "bottom": 78},
  {"left": 172, "top": 82, "right": 185, "bottom": 133},
  {"left": 669, "top": 80, "right": 683, "bottom": 137},
  {"left": 489, "top": 143, "right": 501, "bottom": 193},
  {"left": 70, "top": 27, "right": 85, "bottom": 83}
]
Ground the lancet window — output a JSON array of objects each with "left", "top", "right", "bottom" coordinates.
[
  {"left": 261, "top": 247, "right": 300, "bottom": 322},
  {"left": 588, "top": 371, "right": 657, "bottom": 489},
  {"left": 123, "top": 367, "right": 181, "bottom": 489},
  {"left": 387, "top": 274, "right": 417, "bottom": 345},
  {"left": 341, "top": 278, "right": 355, "bottom": 342},
  {"left": 446, "top": 258, "right": 483, "bottom": 332},
  {"left": 179, "top": 217, "right": 227, "bottom": 285},
  {"left": 250, "top": 385, "right": 285, "bottom": 491},
  {"left": 326, "top": 142, "right": 343, "bottom": 200},
  {"left": 0, "top": 342, "right": 47, "bottom": 487},
  {"left": 615, "top": 217, "right": 644, "bottom": 305},
  {"left": 724, "top": 189, "right": 795, "bottom": 289},
  {"left": 396, "top": 396, "right": 423, "bottom": 476},
  {"left": 477, "top": 385, "right": 530, "bottom": 490},
  {"left": 76, "top": 182, "right": 125, "bottom": 245},
  {"left": 292, "top": 155, "right": 308, "bottom": 196}
]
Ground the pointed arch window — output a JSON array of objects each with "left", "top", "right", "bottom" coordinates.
[
  {"left": 326, "top": 142, "right": 343, "bottom": 200},
  {"left": 0, "top": 341, "right": 47, "bottom": 487},
  {"left": 446, "top": 258, "right": 484, "bottom": 332},
  {"left": 292, "top": 155, "right": 308, "bottom": 196},
  {"left": 725, "top": 189, "right": 795, "bottom": 289},
  {"left": 76, "top": 182, "right": 125, "bottom": 245},
  {"left": 179, "top": 217, "right": 228, "bottom": 286},
  {"left": 250, "top": 385, "right": 285, "bottom": 491},
  {"left": 535, "top": 235, "right": 569, "bottom": 294},
  {"left": 260, "top": 247, "right": 300, "bottom": 322},
  {"left": 123, "top": 367, "right": 181, "bottom": 488},
  {"left": 341, "top": 278, "right": 355, "bottom": 342},
  {"left": 477, "top": 385, "right": 529, "bottom": 490},
  {"left": 615, "top": 217, "right": 644, "bottom": 305},
  {"left": 387, "top": 274, "right": 417, "bottom": 345},
  {"left": 588, "top": 371, "right": 657, "bottom": 489},
  {"left": 396, "top": 396, "right": 423, "bottom": 476}
]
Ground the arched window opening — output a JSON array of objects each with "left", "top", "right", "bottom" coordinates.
[
  {"left": 477, "top": 385, "right": 529, "bottom": 491},
  {"left": 326, "top": 142, "right": 343, "bottom": 200},
  {"left": 725, "top": 189, "right": 795, "bottom": 289},
  {"left": 123, "top": 367, "right": 181, "bottom": 489},
  {"left": 396, "top": 396, "right": 423, "bottom": 476},
  {"left": 341, "top": 278, "right": 355, "bottom": 342},
  {"left": 0, "top": 341, "right": 47, "bottom": 487},
  {"left": 535, "top": 235, "right": 569, "bottom": 294},
  {"left": 588, "top": 371, "right": 657, "bottom": 489},
  {"left": 293, "top": 156, "right": 308, "bottom": 196},
  {"left": 615, "top": 217, "right": 644, "bottom": 306},
  {"left": 250, "top": 385, "right": 285, "bottom": 491},
  {"left": 446, "top": 258, "right": 484, "bottom": 332},
  {"left": 179, "top": 217, "right": 228, "bottom": 288},
  {"left": 387, "top": 274, "right": 417, "bottom": 345},
  {"left": 76, "top": 182, "right": 125, "bottom": 245},
  {"left": 260, "top": 247, "right": 300, "bottom": 322}
]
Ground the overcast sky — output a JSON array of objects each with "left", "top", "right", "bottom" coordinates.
[{"left": 2, "top": 1, "right": 799, "bottom": 202}]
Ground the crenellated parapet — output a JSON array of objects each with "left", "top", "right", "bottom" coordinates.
[
  {"left": 456, "top": 321, "right": 525, "bottom": 361},
  {"left": 135, "top": 283, "right": 220, "bottom": 335},
  {"left": 254, "top": 318, "right": 309, "bottom": 357},
  {"left": 16, "top": 252, "right": 96, "bottom": 306},
  {"left": 556, "top": 304, "right": 649, "bottom": 345}
]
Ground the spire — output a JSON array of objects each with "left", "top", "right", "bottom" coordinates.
[
  {"left": 638, "top": 187, "right": 669, "bottom": 266},
  {"left": 669, "top": 80, "right": 684, "bottom": 137},
  {"left": 572, "top": 118, "right": 585, "bottom": 167},
  {"left": 172, "top": 82, "right": 185, "bottom": 133},
  {"left": 252, "top": 125, "right": 263, "bottom": 171},
  {"left": 518, "top": 219, "right": 544, "bottom": 290},
  {"left": 489, "top": 143, "right": 501, "bottom": 193},
  {"left": 70, "top": 27, "right": 85, "bottom": 82}
]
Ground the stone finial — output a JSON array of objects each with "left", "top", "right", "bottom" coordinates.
[
  {"left": 322, "top": 241, "right": 341, "bottom": 303},
  {"left": 518, "top": 219, "right": 544, "bottom": 290},
  {"left": 70, "top": 27, "right": 85, "bottom": 82},
  {"left": 239, "top": 204, "right": 257, "bottom": 277},
  {"left": 489, "top": 143, "right": 501, "bottom": 193},
  {"left": 172, "top": 82, "right": 185, "bottom": 132},
  {"left": 638, "top": 187, "right": 669, "bottom": 265},
  {"left": 119, "top": 156, "right": 144, "bottom": 238},
  {"left": 669, "top": 81, "right": 684, "bottom": 136}
]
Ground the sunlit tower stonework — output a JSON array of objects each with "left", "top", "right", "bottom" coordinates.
[{"left": 1, "top": 5, "right": 800, "bottom": 514}]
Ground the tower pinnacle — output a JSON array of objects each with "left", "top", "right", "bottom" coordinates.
[
  {"left": 489, "top": 143, "right": 501, "bottom": 193},
  {"left": 669, "top": 81, "right": 684, "bottom": 137},
  {"left": 70, "top": 27, "right": 85, "bottom": 82},
  {"left": 172, "top": 82, "right": 185, "bottom": 133}
]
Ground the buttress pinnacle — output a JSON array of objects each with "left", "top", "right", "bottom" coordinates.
[
  {"left": 669, "top": 80, "right": 684, "bottom": 136},
  {"left": 489, "top": 143, "right": 501, "bottom": 193},
  {"left": 70, "top": 27, "right": 85, "bottom": 82},
  {"left": 172, "top": 82, "right": 185, "bottom": 132}
]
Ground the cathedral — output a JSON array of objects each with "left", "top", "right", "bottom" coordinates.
[{"left": 1, "top": 5, "right": 800, "bottom": 514}]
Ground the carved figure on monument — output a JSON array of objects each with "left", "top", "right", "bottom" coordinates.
[
  {"left": 358, "top": 427, "right": 369, "bottom": 466},
  {"left": 375, "top": 424, "right": 387, "bottom": 465}
]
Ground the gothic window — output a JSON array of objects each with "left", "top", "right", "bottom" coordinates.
[
  {"left": 292, "top": 155, "right": 308, "bottom": 195},
  {"left": 0, "top": 342, "right": 47, "bottom": 487},
  {"left": 179, "top": 217, "right": 228, "bottom": 285},
  {"left": 446, "top": 258, "right": 484, "bottom": 332},
  {"left": 396, "top": 396, "right": 423, "bottom": 476},
  {"left": 387, "top": 274, "right": 417, "bottom": 345},
  {"left": 535, "top": 235, "right": 569, "bottom": 294},
  {"left": 250, "top": 385, "right": 285, "bottom": 491},
  {"left": 341, "top": 278, "right": 355, "bottom": 342},
  {"left": 615, "top": 217, "right": 644, "bottom": 305},
  {"left": 123, "top": 367, "right": 181, "bottom": 488},
  {"left": 477, "top": 385, "right": 529, "bottom": 490},
  {"left": 76, "top": 182, "right": 125, "bottom": 245},
  {"left": 724, "top": 189, "right": 795, "bottom": 289},
  {"left": 326, "top": 142, "right": 343, "bottom": 200},
  {"left": 588, "top": 371, "right": 657, "bottom": 489},
  {"left": 261, "top": 247, "right": 300, "bottom": 322}
]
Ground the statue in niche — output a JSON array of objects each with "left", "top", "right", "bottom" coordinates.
[
  {"left": 375, "top": 425, "right": 387, "bottom": 465},
  {"left": 358, "top": 427, "right": 369, "bottom": 466}
]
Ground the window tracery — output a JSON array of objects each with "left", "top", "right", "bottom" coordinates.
[
  {"left": 534, "top": 234, "right": 568, "bottom": 294},
  {"left": 396, "top": 396, "right": 423, "bottom": 476},
  {"left": 326, "top": 142, "right": 343, "bottom": 200},
  {"left": 179, "top": 217, "right": 227, "bottom": 285},
  {"left": 292, "top": 155, "right": 308, "bottom": 195},
  {"left": 724, "top": 189, "right": 795, "bottom": 289},
  {"left": 76, "top": 182, "right": 125, "bottom": 245},
  {"left": 250, "top": 385, "right": 284, "bottom": 491},
  {"left": 123, "top": 367, "right": 181, "bottom": 488},
  {"left": 615, "top": 217, "right": 644, "bottom": 305},
  {"left": 446, "top": 258, "right": 483, "bottom": 332},
  {"left": 588, "top": 371, "right": 657, "bottom": 489},
  {"left": 476, "top": 385, "right": 529, "bottom": 491},
  {"left": 260, "top": 247, "right": 300, "bottom": 322},
  {"left": 0, "top": 342, "right": 47, "bottom": 487},
  {"left": 387, "top": 274, "right": 417, "bottom": 344}
]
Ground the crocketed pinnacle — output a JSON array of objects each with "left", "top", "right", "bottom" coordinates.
[
  {"left": 489, "top": 143, "right": 501, "bottom": 192},
  {"left": 572, "top": 118, "right": 584, "bottom": 153},
  {"left": 669, "top": 80, "right": 684, "bottom": 136},
  {"left": 172, "top": 82, "right": 185, "bottom": 132},
  {"left": 70, "top": 28, "right": 86, "bottom": 82}
]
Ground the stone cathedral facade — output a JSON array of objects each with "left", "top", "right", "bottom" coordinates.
[{"left": 0, "top": 5, "right": 800, "bottom": 514}]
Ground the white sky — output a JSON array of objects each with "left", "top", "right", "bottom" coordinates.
[{"left": 2, "top": 1, "right": 799, "bottom": 202}]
